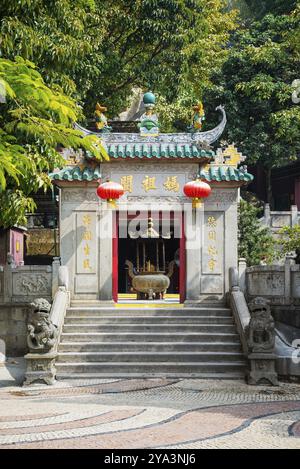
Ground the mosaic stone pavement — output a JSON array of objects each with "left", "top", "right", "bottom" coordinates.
[{"left": 0, "top": 367, "right": 300, "bottom": 449}]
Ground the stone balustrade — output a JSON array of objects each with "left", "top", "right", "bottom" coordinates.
[
  {"left": 245, "top": 254, "right": 299, "bottom": 306},
  {"left": 0, "top": 258, "right": 60, "bottom": 356},
  {"left": 24, "top": 266, "right": 70, "bottom": 386},
  {"left": 260, "top": 204, "right": 299, "bottom": 236}
]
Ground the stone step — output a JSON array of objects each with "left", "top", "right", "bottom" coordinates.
[
  {"left": 56, "top": 303, "right": 245, "bottom": 380},
  {"left": 60, "top": 332, "right": 240, "bottom": 342},
  {"left": 66, "top": 307, "right": 232, "bottom": 317},
  {"left": 56, "top": 371, "right": 245, "bottom": 380},
  {"left": 63, "top": 324, "right": 237, "bottom": 333},
  {"left": 57, "top": 351, "right": 245, "bottom": 363},
  {"left": 55, "top": 361, "right": 246, "bottom": 375},
  {"left": 64, "top": 315, "right": 234, "bottom": 325},
  {"left": 59, "top": 341, "right": 242, "bottom": 352}
]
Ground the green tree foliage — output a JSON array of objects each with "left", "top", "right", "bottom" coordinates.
[
  {"left": 226, "top": 1, "right": 251, "bottom": 19},
  {"left": 278, "top": 225, "right": 300, "bottom": 262},
  {"left": 205, "top": 3, "right": 300, "bottom": 203},
  {"left": 85, "top": 0, "right": 237, "bottom": 116},
  {"left": 154, "top": 0, "right": 237, "bottom": 131},
  {"left": 226, "top": 1, "right": 297, "bottom": 20},
  {"left": 238, "top": 199, "right": 275, "bottom": 265},
  {"left": 0, "top": 0, "right": 237, "bottom": 117},
  {"left": 244, "top": 0, "right": 298, "bottom": 19},
  {"left": 0, "top": 0, "right": 104, "bottom": 100},
  {"left": 0, "top": 57, "right": 108, "bottom": 227}
]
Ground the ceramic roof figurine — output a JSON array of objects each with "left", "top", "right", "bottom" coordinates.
[
  {"left": 94, "top": 103, "right": 112, "bottom": 133},
  {"left": 138, "top": 92, "right": 160, "bottom": 137}
]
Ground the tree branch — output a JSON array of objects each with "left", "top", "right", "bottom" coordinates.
[{"left": 110, "top": 44, "right": 165, "bottom": 92}]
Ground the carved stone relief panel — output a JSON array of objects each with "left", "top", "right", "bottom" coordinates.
[
  {"left": 205, "top": 189, "right": 238, "bottom": 208},
  {"left": 12, "top": 273, "right": 52, "bottom": 296},
  {"left": 62, "top": 188, "right": 98, "bottom": 203},
  {"left": 271, "top": 215, "right": 291, "bottom": 228},
  {"left": 247, "top": 273, "right": 285, "bottom": 297},
  {"left": 201, "top": 275, "right": 223, "bottom": 294},
  {"left": 292, "top": 272, "right": 300, "bottom": 298}
]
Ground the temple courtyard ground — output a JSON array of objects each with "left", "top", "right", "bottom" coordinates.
[{"left": 0, "top": 359, "right": 300, "bottom": 449}]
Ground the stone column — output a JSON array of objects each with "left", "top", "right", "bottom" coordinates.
[
  {"left": 185, "top": 207, "right": 202, "bottom": 302},
  {"left": 238, "top": 258, "right": 247, "bottom": 293},
  {"left": 51, "top": 257, "right": 60, "bottom": 299},
  {"left": 3, "top": 261, "right": 13, "bottom": 303},
  {"left": 264, "top": 203, "right": 271, "bottom": 227},
  {"left": 224, "top": 201, "right": 239, "bottom": 294},
  {"left": 291, "top": 205, "right": 298, "bottom": 227},
  {"left": 98, "top": 204, "right": 113, "bottom": 301}
]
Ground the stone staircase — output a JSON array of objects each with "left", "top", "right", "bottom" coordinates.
[{"left": 56, "top": 306, "right": 246, "bottom": 379}]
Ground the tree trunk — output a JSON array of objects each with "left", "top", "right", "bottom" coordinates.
[{"left": 266, "top": 167, "right": 273, "bottom": 208}]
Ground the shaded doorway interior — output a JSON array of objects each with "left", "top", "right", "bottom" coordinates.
[{"left": 116, "top": 213, "right": 182, "bottom": 302}]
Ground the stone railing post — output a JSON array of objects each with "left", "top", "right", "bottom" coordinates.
[
  {"left": 51, "top": 256, "right": 61, "bottom": 299},
  {"left": 229, "top": 266, "right": 239, "bottom": 291},
  {"left": 24, "top": 266, "right": 70, "bottom": 386},
  {"left": 264, "top": 203, "right": 271, "bottom": 227},
  {"left": 238, "top": 258, "right": 247, "bottom": 293},
  {"left": 291, "top": 205, "right": 298, "bottom": 227},
  {"left": 246, "top": 297, "right": 278, "bottom": 386},
  {"left": 228, "top": 267, "right": 251, "bottom": 357},
  {"left": 3, "top": 255, "right": 13, "bottom": 303},
  {"left": 0, "top": 265, "right": 4, "bottom": 303},
  {"left": 285, "top": 252, "right": 296, "bottom": 303}
]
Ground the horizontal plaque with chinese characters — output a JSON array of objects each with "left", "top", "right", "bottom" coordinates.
[{"left": 113, "top": 172, "right": 186, "bottom": 197}]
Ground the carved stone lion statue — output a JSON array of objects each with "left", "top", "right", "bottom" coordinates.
[
  {"left": 27, "top": 298, "right": 57, "bottom": 353},
  {"left": 246, "top": 297, "right": 275, "bottom": 353}
]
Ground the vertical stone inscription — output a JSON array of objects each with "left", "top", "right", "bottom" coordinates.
[
  {"left": 202, "top": 212, "right": 223, "bottom": 275},
  {"left": 76, "top": 212, "right": 97, "bottom": 274}
]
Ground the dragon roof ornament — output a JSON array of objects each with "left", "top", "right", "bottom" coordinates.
[{"left": 74, "top": 105, "right": 227, "bottom": 146}]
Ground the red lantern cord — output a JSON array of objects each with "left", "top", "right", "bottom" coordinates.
[
  {"left": 183, "top": 178, "right": 212, "bottom": 208},
  {"left": 96, "top": 180, "right": 124, "bottom": 208}
]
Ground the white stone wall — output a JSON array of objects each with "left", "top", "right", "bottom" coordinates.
[
  {"left": 185, "top": 188, "right": 239, "bottom": 303},
  {"left": 59, "top": 162, "right": 240, "bottom": 303}
]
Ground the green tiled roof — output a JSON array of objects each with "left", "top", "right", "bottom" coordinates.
[
  {"left": 199, "top": 165, "right": 254, "bottom": 183},
  {"left": 105, "top": 143, "right": 214, "bottom": 159},
  {"left": 51, "top": 164, "right": 253, "bottom": 184},
  {"left": 51, "top": 166, "right": 101, "bottom": 181}
]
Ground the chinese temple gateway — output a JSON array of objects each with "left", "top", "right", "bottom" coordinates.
[
  {"left": 45, "top": 93, "right": 254, "bottom": 379},
  {"left": 52, "top": 94, "right": 253, "bottom": 305}
]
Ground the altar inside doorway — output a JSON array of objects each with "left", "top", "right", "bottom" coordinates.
[{"left": 115, "top": 212, "right": 183, "bottom": 303}]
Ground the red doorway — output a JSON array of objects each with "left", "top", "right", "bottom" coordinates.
[{"left": 112, "top": 211, "right": 186, "bottom": 303}]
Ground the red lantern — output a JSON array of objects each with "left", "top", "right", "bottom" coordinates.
[
  {"left": 96, "top": 180, "right": 124, "bottom": 208},
  {"left": 183, "top": 178, "right": 212, "bottom": 208}
]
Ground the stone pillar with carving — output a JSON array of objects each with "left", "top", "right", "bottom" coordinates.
[
  {"left": 24, "top": 298, "right": 58, "bottom": 386},
  {"left": 246, "top": 297, "right": 278, "bottom": 385}
]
